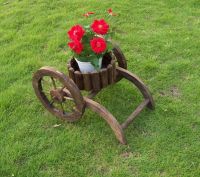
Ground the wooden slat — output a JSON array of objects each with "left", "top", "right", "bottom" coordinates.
[
  {"left": 107, "top": 64, "right": 114, "bottom": 84},
  {"left": 121, "top": 99, "right": 149, "bottom": 129},
  {"left": 74, "top": 71, "right": 84, "bottom": 90},
  {"left": 91, "top": 71, "right": 101, "bottom": 91},
  {"left": 100, "top": 68, "right": 108, "bottom": 88},
  {"left": 112, "top": 62, "right": 116, "bottom": 83},
  {"left": 83, "top": 73, "right": 92, "bottom": 91}
]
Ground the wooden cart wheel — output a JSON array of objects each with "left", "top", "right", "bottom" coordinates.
[{"left": 32, "top": 66, "right": 85, "bottom": 122}]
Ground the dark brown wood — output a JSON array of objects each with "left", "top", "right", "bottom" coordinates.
[
  {"left": 67, "top": 52, "right": 116, "bottom": 91},
  {"left": 100, "top": 68, "right": 108, "bottom": 88},
  {"left": 91, "top": 71, "right": 101, "bottom": 91},
  {"left": 32, "top": 66, "right": 85, "bottom": 122},
  {"left": 116, "top": 66, "right": 155, "bottom": 109},
  {"left": 121, "top": 99, "right": 149, "bottom": 129},
  {"left": 112, "top": 44, "right": 127, "bottom": 82},
  {"left": 74, "top": 71, "right": 84, "bottom": 90},
  {"left": 101, "top": 52, "right": 113, "bottom": 68},
  {"left": 70, "top": 58, "right": 80, "bottom": 71},
  {"left": 84, "top": 97, "right": 127, "bottom": 144},
  {"left": 107, "top": 64, "right": 114, "bottom": 84},
  {"left": 112, "top": 45, "right": 127, "bottom": 69},
  {"left": 83, "top": 73, "right": 92, "bottom": 91},
  {"left": 112, "top": 61, "right": 116, "bottom": 82}
]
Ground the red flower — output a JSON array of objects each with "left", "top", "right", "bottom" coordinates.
[
  {"left": 107, "top": 8, "right": 117, "bottom": 16},
  {"left": 83, "top": 12, "right": 95, "bottom": 17},
  {"left": 68, "top": 40, "right": 83, "bottom": 54},
  {"left": 91, "top": 19, "right": 109, "bottom": 35},
  {"left": 67, "top": 25, "right": 85, "bottom": 41},
  {"left": 88, "top": 12, "right": 95, "bottom": 15},
  {"left": 90, "top": 37, "right": 107, "bottom": 54}
]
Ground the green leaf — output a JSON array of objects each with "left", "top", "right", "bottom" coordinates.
[
  {"left": 84, "top": 25, "right": 90, "bottom": 29},
  {"left": 106, "top": 41, "right": 114, "bottom": 52},
  {"left": 90, "top": 56, "right": 101, "bottom": 70}
]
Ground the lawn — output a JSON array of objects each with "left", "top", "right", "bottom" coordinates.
[{"left": 0, "top": 0, "right": 200, "bottom": 176}]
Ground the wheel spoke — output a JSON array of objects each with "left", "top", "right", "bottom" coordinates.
[
  {"left": 51, "top": 77, "right": 57, "bottom": 89},
  {"left": 64, "top": 96, "right": 74, "bottom": 101},
  {"left": 49, "top": 100, "right": 54, "bottom": 105},
  {"left": 60, "top": 103, "right": 65, "bottom": 113},
  {"left": 41, "top": 78, "right": 52, "bottom": 92},
  {"left": 42, "top": 78, "right": 75, "bottom": 113},
  {"left": 63, "top": 88, "right": 72, "bottom": 97}
]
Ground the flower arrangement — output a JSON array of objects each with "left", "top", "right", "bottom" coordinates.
[{"left": 67, "top": 9, "right": 116, "bottom": 72}]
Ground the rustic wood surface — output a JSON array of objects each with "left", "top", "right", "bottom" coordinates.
[
  {"left": 112, "top": 45, "right": 127, "bottom": 81},
  {"left": 74, "top": 71, "right": 84, "bottom": 90},
  {"left": 84, "top": 97, "right": 127, "bottom": 145},
  {"left": 100, "top": 68, "right": 108, "bottom": 88},
  {"left": 112, "top": 45, "right": 127, "bottom": 69},
  {"left": 67, "top": 54, "right": 116, "bottom": 91},
  {"left": 91, "top": 71, "right": 101, "bottom": 91},
  {"left": 121, "top": 99, "right": 150, "bottom": 129},
  {"left": 33, "top": 47, "right": 154, "bottom": 144},
  {"left": 32, "top": 66, "right": 85, "bottom": 122},
  {"left": 83, "top": 73, "right": 92, "bottom": 91},
  {"left": 107, "top": 64, "right": 114, "bottom": 84}
]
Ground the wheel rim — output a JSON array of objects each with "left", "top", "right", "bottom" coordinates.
[
  {"left": 112, "top": 46, "right": 127, "bottom": 82},
  {"left": 32, "top": 67, "right": 85, "bottom": 122},
  {"left": 112, "top": 45, "right": 127, "bottom": 69}
]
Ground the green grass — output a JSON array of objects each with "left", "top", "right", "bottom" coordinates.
[{"left": 0, "top": 0, "right": 200, "bottom": 176}]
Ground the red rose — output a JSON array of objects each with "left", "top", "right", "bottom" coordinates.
[
  {"left": 91, "top": 19, "right": 109, "bottom": 35},
  {"left": 67, "top": 25, "right": 85, "bottom": 41},
  {"left": 68, "top": 40, "right": 83, "bottom": 54},
  {"left": 90, "top": 37, "right": 107, "bottom": 54}
]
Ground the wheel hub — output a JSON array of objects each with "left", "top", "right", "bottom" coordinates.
[{"left": 50, "top": 89, "right": 64, "bottom": 102}]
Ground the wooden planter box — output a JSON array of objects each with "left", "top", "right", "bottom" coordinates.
[{"left": 67, "top": 53, "right": 116, "bottom": 91}]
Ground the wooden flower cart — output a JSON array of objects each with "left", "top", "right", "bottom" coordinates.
[{"left": 32, "top": 45, "right": 154, "bottom": 144}]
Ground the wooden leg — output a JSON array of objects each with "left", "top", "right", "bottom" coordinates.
[
  {"left": 116, "top": 67, "right": 155, "bottom": 109},
  {"left": 121, "top": 99, "right": 149, "bottom": 129},
  {"left": 83, "top": 68, "right": 154, "bottom": 144},
  {"left": 84, "top": 97, "right": 127, "bottom": 145}
]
